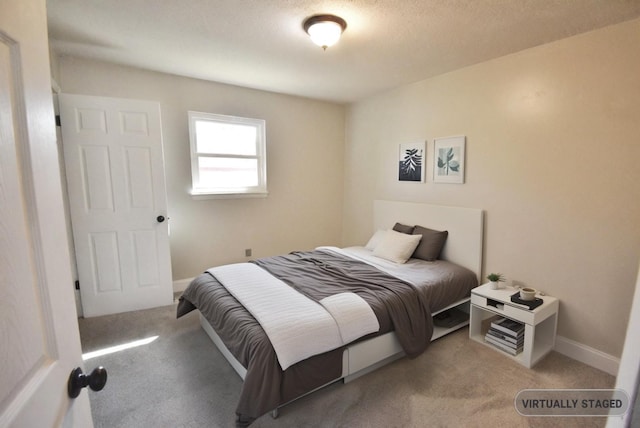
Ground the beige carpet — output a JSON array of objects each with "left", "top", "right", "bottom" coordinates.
[{"left": 79, "top": 303, "right": 615, "bottom": 428}]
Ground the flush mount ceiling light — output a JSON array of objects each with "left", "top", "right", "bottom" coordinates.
[{"left": 303, "top": 14, "right": 347, "bottom": 50}]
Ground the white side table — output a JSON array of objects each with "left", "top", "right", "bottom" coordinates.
[{"left": 469, "top": 283, "right": 559, "bottom": 368}]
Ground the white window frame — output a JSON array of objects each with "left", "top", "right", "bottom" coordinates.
[{"left": 188, "top": 111, "right": 267, "bottom": 198}]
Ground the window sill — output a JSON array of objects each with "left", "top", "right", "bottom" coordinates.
[{"left": 190, "top": 190, "right": 268, "bottom": 200}]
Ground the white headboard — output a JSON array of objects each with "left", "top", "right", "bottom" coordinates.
[{"left": 374, "top": 200, "right": 484, "bottom": 282}]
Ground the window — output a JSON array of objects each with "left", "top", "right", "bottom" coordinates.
[{"left": 188, "top": 111, "right": 267, "bottom": 198}]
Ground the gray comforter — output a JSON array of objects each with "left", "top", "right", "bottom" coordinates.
[{"left": 177, "top": 248, "right": 476, "bottom": 425}]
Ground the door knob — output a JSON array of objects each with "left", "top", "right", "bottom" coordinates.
[
  {"left": 68, "top": 366, "right": 108, "bottom": 398},
  {"left": 156, "top": 215, "right": 165, "bottom": 223}
]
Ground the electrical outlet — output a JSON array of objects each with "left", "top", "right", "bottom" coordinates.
[{"left": 245, "top": 248, "right": 252, "bottom": 257}]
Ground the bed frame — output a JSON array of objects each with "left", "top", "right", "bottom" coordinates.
[{"left": 199, "top": 200, "right": 484, "bottom": 415}]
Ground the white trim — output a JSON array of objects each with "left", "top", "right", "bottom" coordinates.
[
  {"left": 190, "top": 191, "right": 268, "bottom": 200},
  {"left": 554, "top": 335, "right": 620, "bottom": 376},
  {"left": 173, "top": 277, "right": 194, "bottom": 294},
  {"left": 50, "top": 77, "right": 61, "bottom": 94},
  {"left": 187, "top": 111, "right": 267, "bottom": 197},
  {"left": 607, "top": 263, "right": 640, "bottom": 427},
  {"left": 75, "top": 289, "right": 83, "bottom": 318}
]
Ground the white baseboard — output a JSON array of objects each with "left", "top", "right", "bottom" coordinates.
[
  {"left": 554, "top": 335, "right": 620, "bottom": 376},
  {"left": 173, "top": 277, "right": 194, "bottom": 294}
]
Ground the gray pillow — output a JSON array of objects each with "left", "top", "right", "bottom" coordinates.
[
  {"left": 392, "top": 222, "right": 414, "bottom": 234},
  {"left": 412, "top": 225, "right": 448, "bottom": 261}
]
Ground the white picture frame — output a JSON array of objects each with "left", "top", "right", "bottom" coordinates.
[
  {"left": 398, "top": 141, "right": 425, "bottom": 182},
  {"left": 433, "top": 135, "right": 466, "bottom": 184}
]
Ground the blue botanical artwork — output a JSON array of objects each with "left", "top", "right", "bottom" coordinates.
[
  {"left": 398, "top": 142, "right": 424, "bottom": 182},
  {"left": 433, "top": 136, "right": 465, "bottom": 184},
  {"left": 437, "top": 146, "right": 461, "bottom": 176}
]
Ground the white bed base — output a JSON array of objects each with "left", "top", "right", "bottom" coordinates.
[
  {"left": 199, "top": 200, "right": 484, "bottom": 414},
  {"left": 198, "top": 298, "right": 471, "bottom": 404}
]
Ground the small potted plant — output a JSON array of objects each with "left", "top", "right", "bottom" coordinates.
[{"left": 486, "top": 273, "right": 505, "bottom": 289}]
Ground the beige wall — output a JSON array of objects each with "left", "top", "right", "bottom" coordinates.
[
  {"left": 57, "top": 57, "right": 345, "bottom": 280},
  {"left": 56, "top": 19, "right": 639, "bottom": 358},
  {"left": 343, "top": 19, "right": 640, "bottom": 357}
]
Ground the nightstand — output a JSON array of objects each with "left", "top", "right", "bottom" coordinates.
[{"left": 469, "top": 283, "right": 559, "bottom": 368}]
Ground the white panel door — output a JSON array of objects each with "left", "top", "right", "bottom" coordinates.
[
  {"left": 59, "top": 94, "right": 173, "bottom": 317},
  {"left": 0, "top": 0, "right": 93, "bottom": 426}
]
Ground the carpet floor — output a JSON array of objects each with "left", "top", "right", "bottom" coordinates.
[{"left": 78, "top": 302, "right": 616, "bottom": 428}]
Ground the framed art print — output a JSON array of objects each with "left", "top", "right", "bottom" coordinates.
[
  {"left": 433, "top": 135, "right": 465, "bottom": 184},
  {"left": 398, "top": 141, "right": 425, "bottom": 182}
]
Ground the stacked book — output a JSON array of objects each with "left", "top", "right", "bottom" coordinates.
[{"left": 485, "top": 317, "right": 524, "bottom": 355}]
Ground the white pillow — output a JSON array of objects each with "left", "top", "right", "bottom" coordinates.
[
  {"left": 365, "top": 229, "right": 387, "bottom": 250},
  {"left": 372, "top": 230, "right": 422, "bottom": 264}
]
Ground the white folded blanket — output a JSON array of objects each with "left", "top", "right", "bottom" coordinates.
[
  {"left": 319, "top": 293, "right": 379, "bottom": 344},
  {"left": 208, "top": 263, "right": 379, "bottom": 370}
]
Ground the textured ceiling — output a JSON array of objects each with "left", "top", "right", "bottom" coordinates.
[{"left": 47, "top": 0, "right": 640, "bottom": 104}]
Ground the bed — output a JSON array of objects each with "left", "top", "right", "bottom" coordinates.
[{"left": 177, "top": 200, "right": 484, "bottom": 426}]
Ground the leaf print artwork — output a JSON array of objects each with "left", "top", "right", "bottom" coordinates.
[
  {"left": 433, "top": 136, "right": 465, "bottom": 184},
  {"left": 437, "top": 146, "right": 460, "bottom": 176},
  {"left": 398, "top": 142, "right": 425, "bottom": 182}
]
